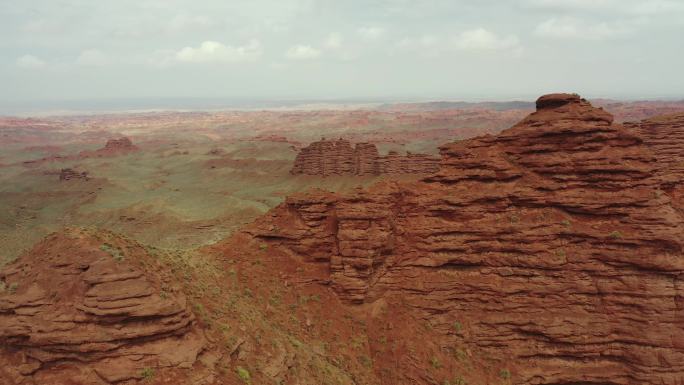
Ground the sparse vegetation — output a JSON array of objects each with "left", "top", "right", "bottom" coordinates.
[
  {"left": 236, "top": 366, "right": 251, "bottom": 383},
  {"left": 444, "top": 376, "right": 467, "bottom": 385},
  {"left": 609, "top": 231, "right": 623, "bottom": 240},
  {"left": 358, "top": 354, "right": 372, "bottom": 368},
  {"left": 430, "top": 356, "right": 442, "bottom": 369},
  {"left": 140, "top": 367, "right": 155, "bottom": 381},
  {"left": 2, "top": 282, "right": 19, "bottom": 294},
  {"left": 499, "top": 368, "right": 511, "bottom": 379},
  {"left": 452, "top": 321, "right": 462, "bottom": 332},
  {"left": 100, "top": 243, "right": 124, "bottom": 262}
]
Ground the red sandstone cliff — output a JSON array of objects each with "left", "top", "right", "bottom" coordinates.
[
  {"left": 249, "top": 94, "right": 684, "bottom": 384},
  {"left": 626, "top": 113, "right": 684, "bottom": 209},
  {"left": 0, "top": 229, "right": 206, "bottom": 385},
  {"left": 59, "top": 167, "right": 90, "bottom": 181},
  {"left": 79, "top": 137, "right": 139, "bottom": 158},
  {"left": 291, "top": 139, "right": 440, "bottom": 176}
]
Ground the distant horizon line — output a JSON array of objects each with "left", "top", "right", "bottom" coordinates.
[{"left": 2, "top": 94, "right": 684, "bottom": 118}]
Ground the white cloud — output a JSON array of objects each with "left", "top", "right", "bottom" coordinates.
[
  {"left": 16, "top": 54, "right": 46, "bottom": 69},
  {"left": 534, "top": 18, "right": 629, "bottom": 40},
  {"left": 453, "top": 28, "right": 520, "bottom": 51},
  {"left": 286, "top": 44, "right": 321, "bottom": 60},
  {"left": 324, "top": 33, "right": 343, "bottom": 49},
  {"left": 175, "top": 40, "right": 262, "bottom": 63},
  {"left": 76, "top": 49, "right": 108, "bottom": 67},
  {"left": 357, "top": 26, "right": 386, "bottom": 40}
]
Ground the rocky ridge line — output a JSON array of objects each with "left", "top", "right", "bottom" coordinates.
[
  {"left": 250, "top": 94, "right": 684, "bottom": 385},
  {"left": 291, "top": 139, "right": 440, "bottom": 176}
]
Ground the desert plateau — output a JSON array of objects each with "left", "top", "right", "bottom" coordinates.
[{"left": 2, "top": 1, "right": 684, "bottom": 384}]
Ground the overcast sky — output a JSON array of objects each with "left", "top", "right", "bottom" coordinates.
[{"left": 2, "top": 0, "right": 684, "bottom": 105}]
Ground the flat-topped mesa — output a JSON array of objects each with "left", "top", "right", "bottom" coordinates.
[
  {"left": 0, "top": 229, "right": 205, "bottom": 385},
  {"left": 249, "top": 93, "right": 684, "bottom": 384},
  {"left": 291, "top": 138, "right": 440, "bottom": 176},
  {"left": 104, "top": 137, "right": 136, "bottom": 151},
  {"left": 525, "top": 92, "right": 614, "bottom": 125},
  {"left": 59, "top": 168, "right": 90, "bottom": 181},
  {"left": 79, "top": 137, "right": 140, "bottom": 158}
]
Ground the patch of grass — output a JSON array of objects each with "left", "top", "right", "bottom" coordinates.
[
  {"left": 430, "top": 356, "right": 442, "bottom": 369},
  {"left": 358, "top": 354, "right": 372, "bottom": 368},
  {"left": 259, "top": 243, "right": 268, "bottom": 251},
  {"left": 499, "top": 368, "right": 511, "bottom": 380},
  {"left": 2, "top": 282, "right": 19, "bottom": 294},
  {"left": 452, "top": 321, "right": 462, "bottom": 332},
  {"left": 453, "top": 348, "right": 468, "bottom": 362},
  {"left": 444, "top": 376, "right": 467, "bottom": 385},
  {"left": 298, "top": 294, "right": 321, "bottom": 305},
  {"left": 100, "top": 243, "right": 124, "bottom": 262},
  {"left": 140, "top": 367, "right": 155, "bottom": 381},
  {"left": 609, "top": 231, "right": 622, "bottom": 240},
  {"left": 236, "top": 366, "right": 251, "bottom": 383}
]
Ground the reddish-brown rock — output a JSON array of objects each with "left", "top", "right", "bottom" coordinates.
[
  {"left": 291, "top": 139, "right": 440, "bottom": 176},
  {"left": 79, "top": 137, "right": 139, "bottom": 158},
  {"left": 626, "top": 113, "right": 684, "bottom": 209},
  {"left": 59, "top": 168, "right": 90, "bottom": 181},
  {"left": 249, "top": 93, "right": 684, "bottom": 384},
  {"left": 102, "top": 137, "right": 137, "bottom": 153},
  {"left": 0, "top": 229, "right": 206, "bottom": 385}
]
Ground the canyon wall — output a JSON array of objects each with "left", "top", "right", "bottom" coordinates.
[
  {"left": 291, "top": 138, "right": 440, "bottom": 176},
  {"left": 252, "top": 94, "right": 684, "bottom": 385}
]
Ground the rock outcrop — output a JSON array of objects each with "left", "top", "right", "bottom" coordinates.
[
  {"left": 0, "top": 229, "right": 205, "bottom": 385},
  {"left": 250, "top": 94, "right": 684, "bottom": 384},
  {"left": 102, "top": 137, "right": 138, "bottom": 153},
  {"left": 291, "top": 138, "right": 440, "bottom": 176},
  {"left": 626, "top": 113, "right": 684, "bottom": 209},
  {"left": 59, "top": 168, "right": 90, "bottom": 181},
  {"left": 79, "top": 137, "right": 139, "bottom": 158}
]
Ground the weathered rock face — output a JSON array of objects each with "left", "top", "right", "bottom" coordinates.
[
  {"left": 251, "top": 94, "right": 684, "bottom": 384},
  {"left": 0, "top": 229, "right": 205, "bottom": 385},
  {"left": 291, "top": 139, "right": 440, "bottom": 176},
  {"left": 103, "top": 137, "right": 137, "bottom": 153},
  {"left": 626, "top": 113, "right": 684, "bottom": 210},
  {"left": 59, "top": 167, "right": 90, "bottom": 181},
  {"left": 78, "top": 137, "right": 139, "bottom": 159}
]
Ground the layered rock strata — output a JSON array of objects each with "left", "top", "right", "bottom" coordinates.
[
  {"left": 252, "top": 94, "right": 684, "bottom": 385},
  {"left": 59, "top": 167, "right": 90, "bottom": 181},
  {"left": 291, "top": 138, "right": 440, "bottom": 176},
  {"left": 626, "top": 113, "right": 684, "bottom": 209},
  {"left": 0, "top": 229, "right": 205, "bottom": 385}
]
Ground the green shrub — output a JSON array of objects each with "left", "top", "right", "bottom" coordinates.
[
  {"left": 499, "top": 368, "right": 511, "bottom": 379},
  {"left": 100, "top": 243, "right": 124, "bottom": 262},
  {"left": 140, "top": 367, "right": 155, "bottom": 380},
  {"left": 236, "top": 366, "right": 251, "bottom": 383}
]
